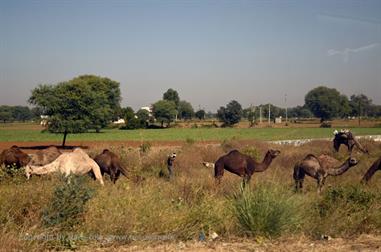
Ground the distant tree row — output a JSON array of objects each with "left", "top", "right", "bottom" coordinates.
[{"left": 0, "top": 105, "right": 38, "bottom": 123}]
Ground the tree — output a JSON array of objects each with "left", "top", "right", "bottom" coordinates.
[
  {"left": 152, "top": 100, "right": 177, "bottom": 127},
  {"left": 29, "top": 75, "right": 121, "bottom": 146},
  {"left": 349, "top": 94, "right": 372, "bottom": 117},
  {"left": 122, "top": 107, "right": 135, "bottom": 122},
  {"left": 163, "top": 88, "right": 180, "bottom": 107},
  {"left": 0, "top": 106, "right": 12, "bottom": 123},
  {"left": 178, "top": 100, "right": 194, "bottom": 120},
  {"left": 195, "top": 109, "right": 206, "bottom": 120},
  {"left": 288, "top": 106, "right": 313, "bottom": 118},
  {"left": 305, "top": 86, "right": 349, "bottom": 122},
  {"left": 12, "top": 106, "right": 33, "bottom": 122},
  {"left": 217, "top": 100, "right": 243, "bottom": 126}
]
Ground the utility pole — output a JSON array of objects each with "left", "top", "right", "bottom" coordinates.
[
  {"left": 268, "top": 104, "right": 271, "bottom": 125},
  {"left": 259, "top": 106, "right": 262, "bottom": 123},
  {"left": 358, "top": 99, "right": 361, "bottom": 126},
  {"left": 285, "top": 94, "right": 288, "bottom": 124}
]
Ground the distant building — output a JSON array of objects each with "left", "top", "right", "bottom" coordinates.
[
  {"left": 112, "top": 118, "right": 126, "bottom": 124},
  {"left": 275, "top": 116, "right": 282, "bottom": 124},
  {"left": 140, "top": 106, "right": 153, "bottom": 117}
]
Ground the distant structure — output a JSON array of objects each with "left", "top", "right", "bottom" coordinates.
[
  {"left": 140, "top": 106, "right": 153, "bottom": 117},
  {"left": 275, "top": 117, "right": 282, "bottom": 124},
  {"left": 112, "top": 118, "right": 125, "bottom": 124}
]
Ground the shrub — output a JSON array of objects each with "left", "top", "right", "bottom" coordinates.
[
  {"left": 232, "top": 183, "right": 302, "bottom": 238},
  {"left": 320, "top": 122, "right": 332, "bottom": 128},
  {"left": 310, "top": 185, "right": 378, "bottom": 236},
  {"left": 139, "top": 142, "right": 151, "bottom": 153},
  {"left": 42, "top": 175, "right": 95, "bottom": 230}
]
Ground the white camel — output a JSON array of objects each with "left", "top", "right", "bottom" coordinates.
[{"left": 25, "top": 148, "right": 104, "bottom": 186}]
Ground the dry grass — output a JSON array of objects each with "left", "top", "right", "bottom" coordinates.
[{"left": 0, "top": 138, "right": 380, "bottom": 250}]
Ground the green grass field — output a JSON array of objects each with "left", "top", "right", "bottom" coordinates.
[{"left": 0, "top": 124, "right": 381, "bottom": 142}]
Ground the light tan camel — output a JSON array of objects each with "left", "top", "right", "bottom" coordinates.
[{"left": 25, "top": 148, "right": 104, "bottom": 185}]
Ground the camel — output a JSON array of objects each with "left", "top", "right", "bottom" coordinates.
[
  {"left": 25, "top": 148, "right": 104, "bottom": 185},
  {"left": 0, "top": 145, "right": 31, "bottom": 168},
  {"left": 214, "top": 149, "right": 281, "bottom": 185},
  {"left": 28, "top": 146, "right": 62, "bottom": 166},
  {"left": 293, "top": 154, "right": 359, "bottom": 193},
  {"left": 93, "top": 149, "right": 128, "bottom": 183},
  {"left": 361, "top": 156, "right": 381, "bottom": 183},
  {"left": 333, "top": 129, "right": 368, "bottom": 154}
]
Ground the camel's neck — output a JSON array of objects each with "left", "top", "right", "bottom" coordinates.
[
  {"left": 254, "top": 152, "right": 274, "bottom": 172},
  {"left": 31, "top": 162, "right": 58, "bottom": 175},
  {"left": 327, "top": 160, "right": 351, "bottom": 176}
]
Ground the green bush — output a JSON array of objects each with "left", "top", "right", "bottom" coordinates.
[
  {"left": 42, "top": 175, "right": 95, "bottom": 230},
  {"left": 139, "top": 142, "right": 151, "bottom": 153},
  {"left": 232, "top": 184, "right": 302, "bottom": 238},
  {"left": 310, "top": 185, "right": 378, "bottom": 236}
]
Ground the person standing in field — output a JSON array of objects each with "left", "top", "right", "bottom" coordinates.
[{"left": 167, "top": 153, "right": 176, "bottom": 179}]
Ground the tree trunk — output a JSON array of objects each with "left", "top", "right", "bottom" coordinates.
[{"left": 62, "top": 130, "right": 68, "bottom": 147}]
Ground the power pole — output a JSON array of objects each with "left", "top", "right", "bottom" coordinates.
[
  {"left": 268, "top": 104, "right": 271, "bottom": 125},
  {"left": 259, "top": 106, "right": 262, "bottom": 123},
  {"left": 285, "top": 94, "right": 288, "bottom": 124},
  {"left": 358, "top": 99, "right": 361, "bottom": 126}
]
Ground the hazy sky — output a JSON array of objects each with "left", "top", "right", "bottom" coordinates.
[{"left": 1, "top": 0, "right": 380, "bottom": 111}]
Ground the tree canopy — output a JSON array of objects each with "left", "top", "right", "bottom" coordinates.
[
  {"left": 178, "top": 100, "right": 194, "bottom": 120},
  {"left": 305, "top": 86, "right": 350, "bottom": 121},
  {"left": 163, "top": 88, "right": 180, "bottom": 107},
  {"left": 217, "top": 100, "right": 243, "bottom": 126},
  {"left": 195, "top": 109, "right": 206, "bottom": 120},
  {"left": 152, "top": 100, "right": 177, "bottom": 127},
  {"left": 29, "top": 75, "right": 121, "bottom": 146}
]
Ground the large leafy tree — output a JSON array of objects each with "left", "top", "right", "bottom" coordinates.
[
  {"left": 29, "top": 75, "right": 121, "bottom": 146},
  {"left": 195, "top": 109, "right": 206, "bottom": 120},
  {"left": 178, "top": 100, "right": 194, "bottom": 120},
  {"left": 349, "top": 94, "right": 373, "bottom": 117},
  {"left": 0, "top": 106, "right": 12, "bottom": 123},
  {"left": 163, "top": 88, "right": 180, "bottom": 107},
  {"left": 305, "top": 86, "right": 350, "bottom": 122},
  {"left": 152, "top": 100, "right": 177, "bottom": 127},
  {"left": 217, "top": 100, "right": 243, "bottom": 127}
]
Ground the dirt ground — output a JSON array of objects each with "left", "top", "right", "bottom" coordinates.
[{"left": 80, "top": 234, "right": 381, "bottom": 252}]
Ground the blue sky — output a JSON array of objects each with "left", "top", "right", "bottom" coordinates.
[{"left": 0, "top": 0, "right": 380, "bottom": 111}]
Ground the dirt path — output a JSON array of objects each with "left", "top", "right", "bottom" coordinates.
[{"left": 80, "top": 234, "right": 381, "bottom": 252}]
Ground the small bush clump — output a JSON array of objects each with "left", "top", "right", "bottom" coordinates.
[
  {"left": 232, "top": 183, "right": 302, "bottom": 238},
  {"left": 42, "top": 175, "right": 95, "bottom": 230}
]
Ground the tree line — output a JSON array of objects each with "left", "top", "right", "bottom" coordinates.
[{"left": 1, "top": 74, "right": 380, "bottom": 146}]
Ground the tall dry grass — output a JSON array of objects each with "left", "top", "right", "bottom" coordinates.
[{"left": 0, "top": 138, "right": 380, "bottom": 250}]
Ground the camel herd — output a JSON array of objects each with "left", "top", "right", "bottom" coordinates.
[{"left": 0, "top": 129, "right": 380, "bottom": 193}]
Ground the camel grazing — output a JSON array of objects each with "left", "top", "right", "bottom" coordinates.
[
  {"left": 293, "top": 154, "right": 359, "bottom": 193},
  {"left": 361, "top": 156, "right": 381, "bottom": 183},
  {"left": 93, "top": 149, "right": 128, "bottom": 183},
  {"left": 0, "top": 145, "right": 31, "bottom": 168},
  {"left": 25, "top": 148, "right": 104, "bottom": 185},
  {"left": 333, "top": 129, "right": 368, "bottom": 154},
  {"left": 28, "top": 146, "right": 62, "bottom": 166},
  {"left": 214, "top": 149, "right": 281, "bottom": 185}
]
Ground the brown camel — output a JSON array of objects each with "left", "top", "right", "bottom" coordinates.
[
  {"left": 361, "top": 156, "right": 381, "bottom": 183},
  {"left": 0, "top": 145, "right": 31, "bottom": 168},
  {"left": 214, "top": 149, "right": 281, "bottom": 185},
  {"left": 293, "top": 154, "right": 359, "bottom": 193},
  {"left": 93, "top": 149, "right": 128, "bottom": 183},
  {"left": 28, "top": 146, "right": 62, "bottom": 166},
  {"left": 333, "top": 129, "right": 368, "bottom": 154}
]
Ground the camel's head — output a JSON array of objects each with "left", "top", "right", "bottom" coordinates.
[
  {"left": 202, "top": 162, "right": 215, "bottom": 169},
  {"left": 268, "top": 149, "right": 281, "bottom": 158},
  {"left": 348, "top": 157, "right": 359, "bottom": 167},
  {"left": 25, "top": 165, "right": 33, "bottom": 179},
  {"left": 170, "top": 153, "right": 177, "bottom": 159}
]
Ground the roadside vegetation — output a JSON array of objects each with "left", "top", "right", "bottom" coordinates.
[{"left": 1, "top": 138, "right": 380, "bottom": 250}]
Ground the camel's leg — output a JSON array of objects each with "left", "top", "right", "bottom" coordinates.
[
  {"left": 317, "top": 175, "right": 325, "bottom": 194},
  {"left": 92, "top": 165, "right": 104, "bottom": 186},
  {"left": 214, "top": 163, "right": 224, "bottom": 185},
  {"left": 293, "top": 166, "right": 304, "bottom": 192},
  {"left": 114, "top": 169, "right": 121, "bottom": 183}
]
